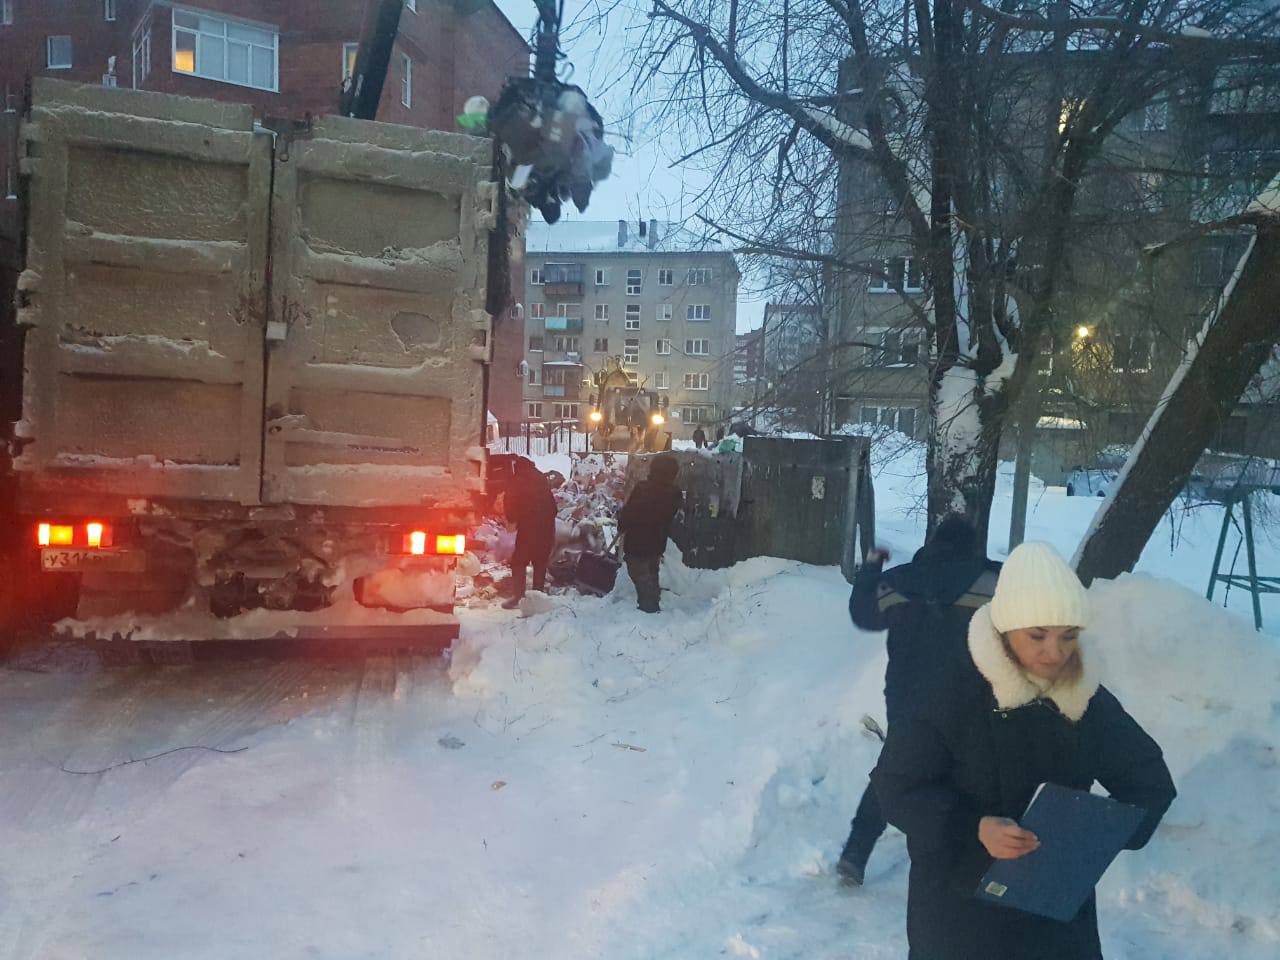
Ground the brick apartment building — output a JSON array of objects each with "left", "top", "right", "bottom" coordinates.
[
  {"left": 521, "top": 219, "right": 739, "bottom": 440},
  {"left": 830, "top": 54, "right": 1280, "bottom": 461},
  {"left": 0, "top": 0, "right": 531, "bottom": 420}
]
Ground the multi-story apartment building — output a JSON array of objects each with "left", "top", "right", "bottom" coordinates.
[
  {"left": 0, "top": 0, "right": 531, "bottom": 420},
  {"left": 521, "top": 219, "right": 739, "bottom": 439},
  {"left": 830, "top": 55, "right": 1280, "bottom": 454},
  {"left": 0, "top": 1, "right": 526, "bottom": 124}
]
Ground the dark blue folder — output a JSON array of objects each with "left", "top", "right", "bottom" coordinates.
[{"left": 974, "top": 782, "right": 1147, "bottom": 923}]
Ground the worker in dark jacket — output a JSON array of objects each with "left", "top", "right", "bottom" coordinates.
[
  {"left": 691, "top": 426, "right": 707, "bottom": 449},
  {"left": 616, "top": 453, "right": 682, "bottom": 613},
  {"left": 838, "top": 515, "right": 1001, "bottom": 885},
  {"left": 502, "top": 458, "right": 558, "bottom": 609},
  {"left": 871, "top": 542, "right": 1176, "bottom": 960}
]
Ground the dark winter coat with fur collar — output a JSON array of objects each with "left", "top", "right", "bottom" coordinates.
[{"left": 871, "top": 605, "right": 1177, "bottom": 960}]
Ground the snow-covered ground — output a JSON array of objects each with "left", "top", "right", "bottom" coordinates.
[{"left": 1, "top": 441, "right": 1277, "bottom": 959}]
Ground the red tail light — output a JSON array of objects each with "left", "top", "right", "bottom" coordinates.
[
  {"left": 435, "top": 534, "right": 466, "bottom": 556},
  {"left": 398, "top": 530, "right": 466, "bottom": 556},
  {"left": 35, "top": 522, "right": 113, "bottom": 548}
]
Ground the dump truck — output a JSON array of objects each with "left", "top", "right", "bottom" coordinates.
[
  {"left": 585, "top": 359, "right": 672, "bottom": 453},
  {"left": 0, "top": 80, "right": 499, "bottom": 645}
]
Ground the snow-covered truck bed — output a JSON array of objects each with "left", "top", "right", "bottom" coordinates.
[{"left": 5, "top": 79, "right": 496, "bottom": 638}]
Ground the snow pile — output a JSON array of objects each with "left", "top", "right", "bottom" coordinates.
[
  {"left": 3, "top": 442, "right": 1279, "bottom": 958},
  {"left": 1088, "top": 574, "right": 1280, "bottom": 949}
]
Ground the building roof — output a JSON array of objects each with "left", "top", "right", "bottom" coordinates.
[{"left": 525, "top": 218, "right": 735, "bottom": 257}]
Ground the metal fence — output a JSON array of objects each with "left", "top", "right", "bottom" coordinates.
[{"left": 491, "top": 420, "right": 592, "bottom": 457}]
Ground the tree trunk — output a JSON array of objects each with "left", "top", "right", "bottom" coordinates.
[
  {"left": 927, "top": 364, "right": 1003, "bottom": 551},
  {"left": 1074, "top": 227, "right": 1280, "bottom": 584}
]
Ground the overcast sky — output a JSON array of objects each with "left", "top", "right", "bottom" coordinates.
[{"left": 491, "top": 0, "right": 767, "bottom": 333}]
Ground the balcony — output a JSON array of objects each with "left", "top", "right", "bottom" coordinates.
[
  {"left": 542, "top": 262, "right": 584, "bottom": 297},
  {"left": 544, "top": 316, "right": 583, "bottom": 333}
]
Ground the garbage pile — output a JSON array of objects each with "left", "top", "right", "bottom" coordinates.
[{"left": 461, "top": 454, "right": 629, "bottom": 605}]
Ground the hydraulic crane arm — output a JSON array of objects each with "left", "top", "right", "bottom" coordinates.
[{"left": 339, "top": 0, "right": 405, "bottom": 120}]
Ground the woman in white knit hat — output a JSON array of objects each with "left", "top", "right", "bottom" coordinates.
[{"left": 871, "top": 542, "right": 1175, "bottom": 960}]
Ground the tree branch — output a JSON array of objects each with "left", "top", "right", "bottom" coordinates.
[{"left": 648, "top": 1, "right": 875, "bottom": 156}]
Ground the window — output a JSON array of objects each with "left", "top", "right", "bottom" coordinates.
[
  {"left": 172, "top": 9, "right": 278, "bottom": 90},
  {"left": 543, "top": 262, "right": 583, "bottom": 285},
  {"left": 868, "top": 258, "right": 896, "bottom": 293},
  {"left": 594, "top": 304, "right": 609, "bottom": 322},
  {"left": 655, "top": 338, "right": 671, "bottom": 355},
  {"left": 685, "top": 338, "right": 709, "bottom": 356},
  {"left": 1, "top": 1, "right": 11, "bottom": 27},
  {"left": 684, "top": 373, "right": 710, "bottom": 390},
  {"left": 595, "top": 268, "right": 610, "bottom": 286},
  {"left": 625, "top": 304, "right": 641, "bottom": 330},
  {"left": 553, "top": 336, "right": 580, "bottom": 353},
  {"left": 47, "top": 36, "right": 73, "bottom": 69},
  {"left": 342, "top": 42, "right": 358, "bottom": 81},
  {"left": 529, "top": 302, "right": 545, "bottom": 319},
  {"left": 1211, "top": 64, "right": 1280, "bottom": 115},
  {"left": 687, "top": 304, "right": 712, "bottom": 322},
  {"left": 528, "top": 336, "right": 544, "bottom": 352},
  {"left": 1195, "top": 245, "right": 1227, "bottom": 287},
  {"left": 527, "top": 367, "right": 539, "bottom": 385},
  {"left": 897, "top": 408, "right": 917, "bottom": 437},
  {"left": 1142, "top": 100, "right": 1168, "bottom": 132},
  {"left": 529, "top": 268, "right": 544, "bottom": 285},
  {"left": 624, "top": 338, "right": 639, "bottom": 364},
  {"left": 553, "top": 302, "right": 582, "bottom": 318},
  {"left": 903, "top": 258, "right": 924, "bottom": 292},
  {"left": 859, "top": 405, "right": 917, "bottom": 436},
  {"left": 657, "top": 304, "right": 673, "bottom": 321},
  {"left": 688, "top": 268, "right": 712, "bottom": 285},
  {"left": 658, "top": 269, "right": 673, "bottom": 286},
  {"left": 132, "top": 26, "right": 152, "bottom": 86},
  {"left": 400, "top": 53, "right": 412, "bottom": 107},
  {"left": 593, "top": 337, "right": 609, "bottom": 353},
  {"left": 105, "top": 0, "right": 118, "bottom": 22},
  {"left": 869, "top": 329, "right": 921, "bottom": 367},
  {"left": 627, "top": 269, "right": 642, "bottom": 295},
  {"left": 680, "top": 406, "right": 716, "bottom": 424},
  {"left": 654, "top": 372, "right": 669, "bottom": 390},
  {"left": 553, "top": 403, "right": 579, "bottom": 420},
  {"left": 1136, "top": 172, "right": 1164, "bottom": 212},
  {"left": 1111, "top": 333, "right": 1152, "bottom": 373},
  {"left": 869, "top": 257, "right": 923, "bottom": 293},
  {"left": 528, "top": 402, "right": 543, "bottom": 419}
]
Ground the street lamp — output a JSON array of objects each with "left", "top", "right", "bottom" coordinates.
[{"left": 1075, "top": 324, "right": 1092, "bottom": 340}]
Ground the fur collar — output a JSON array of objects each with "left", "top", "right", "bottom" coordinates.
[{"left": 967, "top": 604, "right": 1100, "bottom": 722}]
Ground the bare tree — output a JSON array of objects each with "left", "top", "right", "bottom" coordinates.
[{"left": 624, "top": 0, "right": 1280, "bottom": 546}]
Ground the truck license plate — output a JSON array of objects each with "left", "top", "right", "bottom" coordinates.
[{"left": 41, "top": 548, "right": 146, "bottom": 573}]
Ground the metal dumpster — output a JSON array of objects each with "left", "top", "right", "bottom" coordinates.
[{"left": 622, "top": 436, "right": 874, "bottom": 580}]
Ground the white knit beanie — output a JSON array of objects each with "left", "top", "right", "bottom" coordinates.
[{"left": 988, "top": 542, "right": 1090, "bottom": 633}]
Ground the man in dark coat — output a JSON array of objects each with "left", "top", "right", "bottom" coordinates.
[
  {"left": 502, "top": 458, "right": 558, "bottom": 609},
  {"left": 837, "top": 515, "right": 1001, "bottom": 885},
  {"left": 870, "top": 543, "right": 1175, "bottom": 960},
  {"left": 691, "top": 426, "right": 707, "bottom": 449},
  {"left": 616, "top": 453, "right": 682, "bottom": 613}
]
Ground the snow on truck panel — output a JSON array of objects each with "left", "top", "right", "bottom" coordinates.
[{"left": 17, "top": 79, "right": 492, "bottom": 509}]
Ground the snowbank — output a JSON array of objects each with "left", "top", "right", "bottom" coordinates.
[{"left": 2, "top": 443, "right": 1278, "bottom": 958}]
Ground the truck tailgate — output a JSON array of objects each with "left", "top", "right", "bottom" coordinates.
[{"left": 15, "top": 80, "right": 492, "bottom": 511}]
